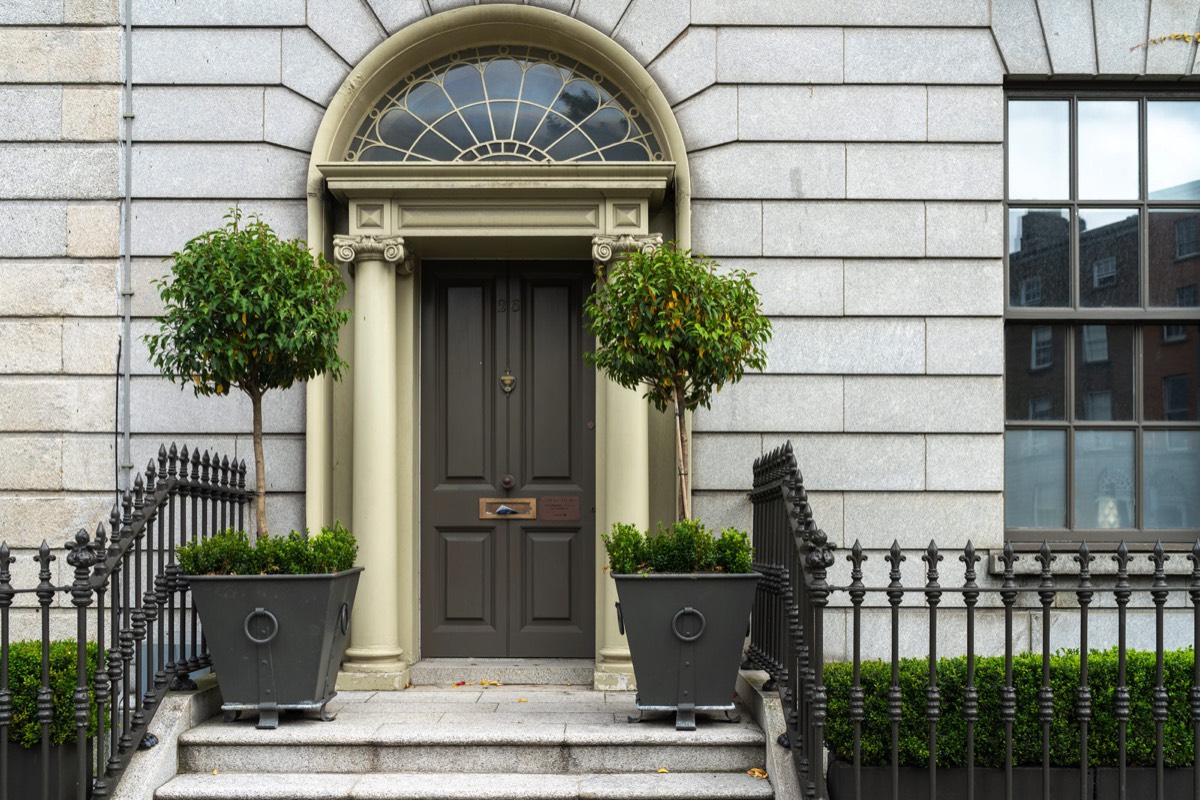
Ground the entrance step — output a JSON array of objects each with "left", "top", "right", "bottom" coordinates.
[
  {"left": 156, "top": 687, "right": 774, "bottom": 800},
  {"left": 407, "top": 658, "right": 594, "bottom": 687}
]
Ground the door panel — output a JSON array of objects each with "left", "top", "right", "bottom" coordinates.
[{"left": 421, "top": 261, "right": 595, "bottom": 658}]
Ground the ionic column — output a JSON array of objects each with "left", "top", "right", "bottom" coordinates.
[
  {"left": 333, "top": 234, "right": 410, "bottom": 683},
  {"left": 591, "top": 233, "right": 661, "bottom": 690}
]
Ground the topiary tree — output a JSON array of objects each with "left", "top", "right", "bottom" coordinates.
[
  {"left": 145, "top": 208, "right": 351, "bottom": 538},
  {"left": 584, "top": 242, "right": 771, "bottom": 520}
]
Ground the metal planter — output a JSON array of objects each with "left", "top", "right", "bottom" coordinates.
[
  {"left": 187, "top": 567, "right": 362, "bottom": 729},
  {"left": 613, "top": 572, "right": 760, "bottom": 730},
  {"left": 6, "top": 740, "right": 92, "bottom": 800}
]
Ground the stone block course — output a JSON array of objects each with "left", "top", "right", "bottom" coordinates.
[
  {"left": 62, "top": 319, "right": 119, "bottom": 374},
  {"left": 927, "top": 86, "right": 1003, "bottom": 142},
  {"left": 844, "top": 28, "right": 1004, "bottom": 84},
  {"left": 691, "top": 200, "right": 761, "bottom": 256},
  {"left": 768, "top": 317, "right": 926, "bottom": 375},
  {"left": 843, "top": 376, "right": 1003, "bottom": 433},
  {"left": 133, "top": 29, "right": 281, "bottom": 85},
  {"left": 0, "top": 1, "right": 61, "bottom": 24},
  {"left": 716, "top": 27, "right": 843, "bottom": 84},
  {"left": 925, "top": 202, "right": 1004, "bottom": 258},
  {"left": 307, "top": 0, "right": 386, "bottom": 66},
  {"left": 574, "top": 0, "right": 630, "bottom": 35},
  {"left": 129, "top": 0, "right": 306, "bottom": 26},
  {"left": 692, "top": 143, "right": 845, "bottom": 200},
  {"left": 1144, "top": 1, "right": 1200, "bottom": 76},
  {"left": 66, "top": 202, "right": 119, "bottom": 257},
  {"left": 64, "top": 0, "right": 118, "bottom": 25},
  {"left": 61, "top": 86, "right": 120, "bottom": 141},
  {"left": 0, "top": 377, "right": 115, "bottom": 433},
  {"left": 739, "top": 85, "right": 927, "bottom": 142},
  {"left": 695, "top": 375, "right": 843, "bottom": 433},
  {"left": 763, "top": 201, "right": 925, "bottom": 258},
  {"left": 235, "top": 434, "right": 305, "bottom": 493},
  {"left": 428, "top": 0, "right": 474, "bottom": 12},
  {"left": 130, "top": 377, "right": 304, "bottom": 434},
  {"left": 720, "top": 258, "right": 844, "bottom": 317},
  {"left": 132, "top": 143, "right": 309, "bottom": 199},
  {"left": 843, "top": 259, "right": 1003, "bottom": 316},
  {"left": 132, "top": 87, "right": 264, "bottom": 142},
  {"left": 926, "top": 317, "right": 1004, "bottom": 375},
  {"left": 0, "top": 201, "right": 67, "bottom": 257},
  {"left": 693, "top": 0, "right": 989, "bottom": 25},
  {"left": 844, "top": 491, "right": 1004, "bottom": 550},
  {"left": 0, "top": 144, "right": 118, "bottom": 199},
  {"left": 674, "top": 85, "right": 736, "bottom": 151},
  {"left": 0, "top": 321, "right": 63, "bottom": 373},
  {"left": 1039, "top": 0, "right": 1098, "bottom": 75},
  {"left": 0, "top": 493, "right": 112, "bottom": 550},
  {"left": 990, "top": 0, "right": 1052, "bottom": 75},
  {"left": 647, "top": 27, "right": 714, "bottom": 106},
  {"left": 264, "top": 88, "right": 324, "bottom": 152},
  {"left": 787, "top": 434, "right": 927, "bottom": 492},
  {"left": 0, "top": 261, "right": 116, "bottom": 317},
  {"left": 0, "top": 28, "right": 119, "bottom": 83},
  {"left": 611, "top": 0, "right": 688, "bottom": 65},
  {"left": 59, "top": 434, "right": 114, "bottom": 492},
  {"left": 131, "top": 200, "right": 307, "bottom": 257},
  {"left": 926, "top": 434, "right": 1003, "bottom": 491},
  {"left": 0, "top": 87, "right": 61, "bottom": 141},
  {"left": 365, "top": 0, "right": 427, "bottom": 34},
  {"left": 1093, "top": 0, "right": 1149, "bottom": 76},
  {"left": 846, "top": 144, "right": 1002, "bottom": 200},
  {"left": 282, "top": 28, "right": 350, "bottom": 106}
]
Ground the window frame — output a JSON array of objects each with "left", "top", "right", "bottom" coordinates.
[{"left": 1005, "top": 85, "right": 1200, "bottom": 546}]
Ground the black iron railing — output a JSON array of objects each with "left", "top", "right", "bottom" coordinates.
[
  {"left": 746, "top": 440, "right": 1200, "bottom": 800},
  {"left": 0, "top": 444, "right": 251, "bottom": 800}
]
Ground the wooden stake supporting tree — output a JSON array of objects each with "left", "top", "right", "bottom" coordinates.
[
  {"left": 145, "top": 208, "right": 351, "bottom": 537},
  {"left": 584, "top": 243, "right": 771, "bottom": 521}
]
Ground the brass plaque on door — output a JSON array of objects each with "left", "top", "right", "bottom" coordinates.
[{"left": 479, "top": 498, "right": 537, "bottom": 520}]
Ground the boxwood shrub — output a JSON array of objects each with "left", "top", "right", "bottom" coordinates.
[
  {"left": 824, "top": 648, "right": 1195, "bottom": 768},
  {"left": 178, "top": 523, "right": 357, "bottom": 576},
  {"left": 7, "top": 639, "right": 99, "bottom": 749},
  {"left": 602, "top": 520, "right": 754, "bottom": 575}
]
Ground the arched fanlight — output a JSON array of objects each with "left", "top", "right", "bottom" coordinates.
[{"left": 345, "top": 45, "right": 662, "bottom": 163}]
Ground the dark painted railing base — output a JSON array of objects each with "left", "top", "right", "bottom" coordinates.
[{"left": 6, "top": 741, "right": 93, "bottom": 800}]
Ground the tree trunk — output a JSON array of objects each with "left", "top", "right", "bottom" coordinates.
[
  {"left": 251, "top": 391, "right": 268, "bottom": 538},
  {"left": 673, "top": 386, "right": 690, "bottom": 521}
]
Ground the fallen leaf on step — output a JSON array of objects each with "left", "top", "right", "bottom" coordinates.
[
  {"left": 517, "top": 698, "right": 528, "bottom": 703},
  {"left": 747, "top": 768, "right": 768, "bottom": 780},
  {"left": 480, "top": 679, "right": 503, "bottom": 686},
  {"left": 657, "top": 768, "right": 669, "bottom": 774},
  {"left": 452, "top": 681, "right": 467, "bottom": 687},
  {"left": 212, "top": 769, "right": 219, "bottom": 775}
]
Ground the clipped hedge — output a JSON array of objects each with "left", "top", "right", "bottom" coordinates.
[
  {"left": 178, "top": 523, "right": 357, "bottom": 576},
  {"left": 824, "top": 648, "right": 1196, "bottom": 768},
  {"left": 602, "top": 519, "right": 754, "bottom": 575},
  {"left": 7, "top": 639, "right": 99, "bottom": 749}
]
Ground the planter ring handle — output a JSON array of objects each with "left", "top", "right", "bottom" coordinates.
[
  {"left": 243, "top": 607, "right": 279, "bottom": 644},
  {"left": 338, "top": 602, "right": 351, "bottom": 634},
  {"left": 671, "top": 606, "right": 705, "bottom": 642}
]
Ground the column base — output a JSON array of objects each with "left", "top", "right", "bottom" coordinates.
[
  {"left": 594, "top": 646, "right": 636, "bottom": 691},
  {"left": 336, "top": 665, "right": 410, "bottom": 691}
]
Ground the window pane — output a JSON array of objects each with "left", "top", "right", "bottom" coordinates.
[
  {"left": 1008, "top": 100, "right": 1069, "bottom": 200},
  {"left": 1006, "top": 324, "right": 1066, "bottom": 420},
  {"left": 1079, "top": 209, "right": 1140, "bottom": 307},
  {"left": 1144, "top": 430, "right": 1200, "bottom": 529},
  {"left": 1075, "top": 324, "right": 1134, "bottom": 420},
  {"left": 1009, "top": 208, "right": 1070, "bottom": 307},
  {"left": 1143, "top": 325, "right": 1199, "bottom": 421},
  {"left": 1149, "top": 210, "right": 1200, "bottom": 306},
  {"left": 1148, "top": 101, "right": 1200, "bottom": 199},
  {"left": 1074, "top": 430, "right": 1135, "bottom": 528},
  {"left": 1079, "top": 101, "right": 1139, "bottom": 200},
  {"left": 1005, "top": 430, "right": 1066, "bottom": 528}
]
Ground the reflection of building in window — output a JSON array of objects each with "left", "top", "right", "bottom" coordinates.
[
  {"left": 1028, "top": 395, "right": 1053, "bottom": 420},
  {"left": 1146, "top": 474, "right": 1188, "bottom": 528},
  {"left": 1082, "top": 324, "right": 1109, "bottom": 363},
  {"left": 1085, "top": 390, "right": 1113, "bottom": 420},
  {"left": 1177, "top": 217, "right": 1199, "bottom": 259},
  {"left": 1030, "top": 326, "right": 1053, "bottom": 369},
  {"left": 1092, "top": 256, "right": 1117, "bottom": 288},
  {"left": 1164, "top": 373, "right": 1191, "bottom": 420},
  {"left": 1179, "top": 284, "right": 1198, "bottom": 307},
  {"left": 1019, "top": 275, "right": 1042, "bottom": 306},
  {"left": 1163, "top": 323, "right": 1188, "bottom": 342}
]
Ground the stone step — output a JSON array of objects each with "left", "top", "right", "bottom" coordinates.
[
  {"left": 177, "top": 719, "right": 765, "bottom": 775},
  {"left": 407, "top": 658, "right": 595, "bottom": 687},
  {"left": 156, "top": 771, "right": 776, "bottom": 800}
]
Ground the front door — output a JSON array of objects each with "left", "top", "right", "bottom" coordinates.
[{"left": 420, "top": 261, "right": 596, "bottom": 657}]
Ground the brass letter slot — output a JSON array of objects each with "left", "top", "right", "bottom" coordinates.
[{"left": 479, "top": 498, "right": 537, "bottom": 520}]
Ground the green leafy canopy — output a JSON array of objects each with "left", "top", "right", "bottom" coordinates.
[
  {"left": 583, "top": 243, "right": 771, "bottom": 415},
  {"left": 144, "top": 208, "right": 351, "bottom": 402}
]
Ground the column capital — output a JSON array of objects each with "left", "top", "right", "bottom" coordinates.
[
  {"left": 591, "top": 233, "right": 663, "bottom": 267},
  {"left": 333, "top": 234, "right": 412, "bottom": 272}
]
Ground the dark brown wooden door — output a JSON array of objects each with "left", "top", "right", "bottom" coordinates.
[{"left": 420, "top": 261, "right": 595, "bottom": 657}]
